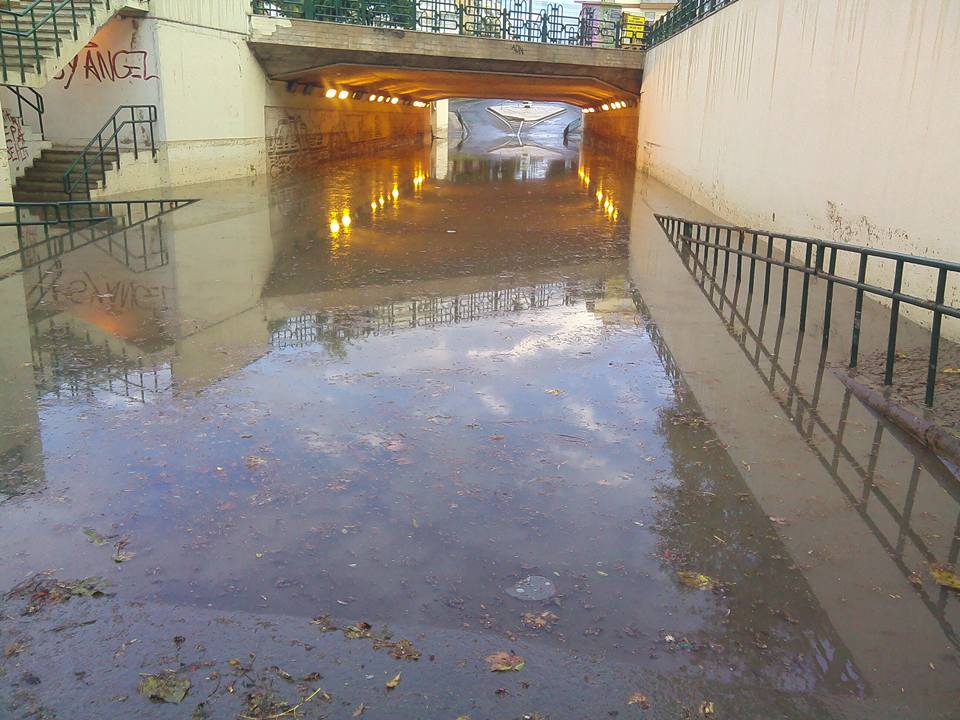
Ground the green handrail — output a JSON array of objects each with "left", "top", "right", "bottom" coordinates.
[
  {"left": 251, "top": 0, "right": 642, "bottom": 49},
  {"left": 0, "top": 0, "right": 106, "bottom": 83},
  {"left": 62, "top": 104, "right": 158, "bottom": 198}
]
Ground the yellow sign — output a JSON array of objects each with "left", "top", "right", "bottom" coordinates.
[{"left": 622, "top": 12, "right": 645, "bottom": 47}]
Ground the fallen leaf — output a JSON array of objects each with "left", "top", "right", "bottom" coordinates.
[
  {"left": 301, "top": 672, "right": 323, "bottom": 682},
  {"left": 113, "top": 539, "right": 135, "bottom": 563},
  {"left": 700, "top": 701, "right": 716, "bottom": 716},
  {"left": 931, "top": 564, "right": 960, "bottom": 591},
  {"left": 245, "top": 455, "right": 267, "bottom": 468},
  {"left": 386, "top": 672, "right": 402, "bottom": 689},
  {"left": 597, "top": 570, "right": 608, "bottom": 577},
  {"left": 310, "top": 616, "right": 337, "bottom": 632},
  {"left": 627, "top": 692, "right": 650, "bottom": 709},
  {"left": 545, "top": 389, "right": 563, "bottom": 396},
  {"left": 352, "top": 703, "right": 366, "bottom": 716},
  {"left": 271, "top": 666, "right": 294, "bottom": 682},
  {"left": 83, "top": 528, "right": 112, "bottom": 545},
  {"left": 485, "top": 651, "right": 525, "bottom": 672},
  {"left": 4, "top": 641, "right": 27, "bottom": 658},
  {"left": 677, "top": 571, "right": 716, "bottom": 590},
  {"left": 343, "top": 622, "right": 372, "bottom": 639},
  {"left": 138, "top": 672, "right": 191, "bottom": 704},
  {"left": 942, "top": 367, "right": 960, "bottom": 374},
  {"left": 521, "top": 611, "right": 559, "bottom": 629}
]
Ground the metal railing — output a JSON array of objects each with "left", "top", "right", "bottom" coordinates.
[
  {"left": 6, "top": 85, "right": 44, "bottom": 136},
  {"left": 655, "top": 215, "right": 960, "bottom": 407},
  {"left": 0, "top": 198, "right": 196, "bottom": 264},
  {"left": 0, "top": 0, "right": 108, "bottom": 83},
  {"left": 647, "top": 0, "right": 737, "bottom": 48},
  {"left": 63, "top": 104, "right": 159, "bottom": 198},
  {"left": 650, "top": 234, "right": 960, "bottom": 653},
  {"left": 252, "top": 0, "right": 643, "bottom": 49}
]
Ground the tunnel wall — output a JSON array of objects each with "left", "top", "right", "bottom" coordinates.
[
  {"left": 29, "top": 1, "right": 430, "bottom": 193},
  {"left": 583, "top": 107, "right": 638, "bottom": 157},
  {"left": 637, "top": 0, "right": 960, "bottom": 310}
]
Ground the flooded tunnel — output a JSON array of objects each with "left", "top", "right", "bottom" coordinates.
[{"left": 0, "top": 68, "right": 958, "bottom": 720}]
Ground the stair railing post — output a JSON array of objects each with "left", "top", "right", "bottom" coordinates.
[
  {"left": 97, "top": 131, "right": 105, "bottom": 185},
  {"left": 50, "top": 0, "right": 61, "bottom": 53},
  {"left": 69, "top": 0, "right": 79, "bottom": 40},
  {"left": 112, "top": 112, "right": 121, "bottom": 167},
  {"left": 148, "top": 106, "right": 157, "bottom": 159},
  {"left": 83, "top": 154, "right": 90, "bottom": 205},
  {"left": 131, "top": 107, "right": 139, "bottom": 160}
]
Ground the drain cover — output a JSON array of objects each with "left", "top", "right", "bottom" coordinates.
[{"left": 505, "top": 575, "right": 556, "bottom": 601}]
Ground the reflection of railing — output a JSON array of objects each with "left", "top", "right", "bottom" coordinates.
[
  {"left": 31, "top": 320, "right": 172, "bottom": 403},
  {"left": 631, "top": 290, "right": 866, "bottom": 692},
  {"left": 252, "top": 0, "right": 641, "bottom": 48},
  {"left": 2, "top": 198, "right": 197, "bottom": 266},
  {"left": 656, "top": 227, "right": 960, "bottom": 654},
  {"left": 270, "top": 281, "right": 583, "bottom": 350},
  {"left": 655, "top": 215, "right": 960, "bottom": 407},
  {"left": 647, "top": 0, "right": 736, "bottom": 49}
]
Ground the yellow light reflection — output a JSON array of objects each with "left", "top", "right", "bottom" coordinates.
[
  {"left": 391, "top": 186, "right": 400, "bottom": 200},
  {"left": 342, "top": 212, "right": 352, "bottom": 227},
  {"left": 329, "top": 219, "right": 340, "bottom": 234}
]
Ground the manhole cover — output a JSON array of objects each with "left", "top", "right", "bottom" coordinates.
[{"left": 505, "top": 575, "right": 556, "bottom": 601}]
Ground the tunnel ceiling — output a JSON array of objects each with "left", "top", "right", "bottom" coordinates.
[{"left": 268, "top": 63, "right": 633, "bottom": 106}]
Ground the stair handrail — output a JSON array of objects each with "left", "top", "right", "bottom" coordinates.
[
  {"left": 0, "top": 0, "right": 110, "bottom": 83},
  {"left": 6, "top": 85, "right": 44, "bottom": 136},
  {"left": 0, "top": 0, "right": 108, "bottom": 83},
  {"left": 62, "top": 104, "right": 158, "bottom": 198}
]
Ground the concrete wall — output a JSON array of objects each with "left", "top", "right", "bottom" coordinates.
[
  {"left": 584, "top": 106, "right": 638, "bottom": 155},
  {"left": 31, "top": 1, "right": 432, "bottom": 191},
  {"left": 637, "top": 0, "right": 960, "bottom": 310}
]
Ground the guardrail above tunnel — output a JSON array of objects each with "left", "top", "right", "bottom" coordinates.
[{"left": 252, "top": 0, "right": 649, "bottom": 50}]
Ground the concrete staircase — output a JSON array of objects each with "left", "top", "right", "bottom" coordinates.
[
  {"left": 13, "top": 145, "right": 119, "bottom": 202},
  {"left": 0, "top": 0, "right": 149, "bottom": 88}
]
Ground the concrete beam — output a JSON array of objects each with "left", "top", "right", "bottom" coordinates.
[{"left": 249, "top": 17, "right": 643, "bottom": 106}]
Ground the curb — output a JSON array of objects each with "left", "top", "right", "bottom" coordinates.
[{"left": 834, "top": 370, "right": 960, "bottom": 467}]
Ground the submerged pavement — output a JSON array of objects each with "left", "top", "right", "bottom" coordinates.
[{"left": 0, "top": 135, "right": 957, "bottom": 719}]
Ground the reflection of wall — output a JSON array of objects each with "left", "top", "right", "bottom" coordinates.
[
  {"left": 265, "top": 103, "right": 431, "bottom": 178},
  {"left": 0, "top": 273, "right": 44, "bottom": 498}
]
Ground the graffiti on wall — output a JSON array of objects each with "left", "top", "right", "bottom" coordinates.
[
  {"left": 3, "top": 110, "right": 29, "bottom": 164},
  {"left": 265, "top": 107, "right": 428, "bottom": 178},
  {"left": 53, "top": 41, "right": 159, "bottom": 90}
]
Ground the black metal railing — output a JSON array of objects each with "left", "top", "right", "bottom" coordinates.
[
  {"left": 0, "top": 198, "right": 197, "bottom": 264},
  {"left": 5, "top": 85, "right": 44, "bottom": 135},
  {"left": 62, "top": 104, "right": 159, "bottom": 198},
  {"left": 252, "top": 0, "right": 644, "bottom": 49},
  {"left": 647, "top": 0, "right": 737, "bottom": 48},
  {"left": 650, "top": 234, "right": 960, "bottom": 652},
  {"left": 0, "top": 0, "right": 110, "bottom": 84},
  {"left": 655, "top": 215, "right": 960, "bottom": 407},
  {"left": 633, "top": 263, "right": 960, "bottom": 654}
]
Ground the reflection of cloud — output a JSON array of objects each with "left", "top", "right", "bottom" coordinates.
[
  {"left": 474, "top": 390, "right": 511, "bottom": 416},
  {"left": 468, "top": 309, "right": 603, "bottom": 361}
]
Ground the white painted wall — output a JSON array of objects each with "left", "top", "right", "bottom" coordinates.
[
  {"left": 638, "top": 0, "right": 960, "bottom": 312},
  {"left": 39, "top": 17, "right": 162, "bottom": 146}
]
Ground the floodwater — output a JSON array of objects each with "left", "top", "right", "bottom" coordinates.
[{"left": 0, "top": 119, "right": 958, "bottom": 720}]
